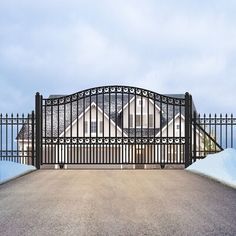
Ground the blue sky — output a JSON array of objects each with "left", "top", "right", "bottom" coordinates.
[{"left": 0, "top": 0, "right": 235, "bottom": 114}]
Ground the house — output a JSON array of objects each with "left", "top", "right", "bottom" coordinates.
[{"left": 17, "top": 91, "right": 204, "bottom": 169}]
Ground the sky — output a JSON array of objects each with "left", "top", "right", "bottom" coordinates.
[{"left": 0, "top": 0, "right": 236, "bottom": 114}]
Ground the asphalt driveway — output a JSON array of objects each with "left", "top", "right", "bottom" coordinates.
[{"left": 0, "top": 170, "right": 236, "bottom": 236}]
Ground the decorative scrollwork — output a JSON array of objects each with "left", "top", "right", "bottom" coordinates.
[
  {"left": 168, "top": 98, "right": 174, "bottom": 104},
  {"left": 42, "top": 85, "right": 186, "bottom": 108},
  {"left": 136, "top": 88, "right": 141, "bottom": 95}
]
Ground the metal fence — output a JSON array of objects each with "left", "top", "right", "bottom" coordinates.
[
  {"left": 0, "top": 86, "right": 235, "bottom": 169},
  {"left": 0, "top": 112, "right": 35, "bottom": 165},
  {"left": 192, "top": 112, "right": 236, "bottom": 160}
]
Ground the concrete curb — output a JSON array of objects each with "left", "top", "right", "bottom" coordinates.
[
  {"left": 185, "top": 169, "right": 236, "bottom": 190},
  {"left": 0, "top": 169, "right": 36, "bottom": 185}
]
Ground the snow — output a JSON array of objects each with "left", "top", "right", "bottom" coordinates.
[
  {"left": 0, "top": 161, "right": 36, "bottom": 184},
  {"left": 187, "top": 148, "right": 236, "bottom": 188}
]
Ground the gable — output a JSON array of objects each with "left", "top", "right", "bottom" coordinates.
[
  {"left": 121, "top": 96, "right": 162, "bottom": 129},
  {"left": 61, "top": 102, "right": 126, "bottom": 138}
]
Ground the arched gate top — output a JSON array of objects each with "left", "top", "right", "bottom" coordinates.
[{"left": 43, "top": 85, "right": 186, "bottom": 106}]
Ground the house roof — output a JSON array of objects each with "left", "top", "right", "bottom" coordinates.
[{"left": 17, "top": 93, "right": 188, "bottom": 140}]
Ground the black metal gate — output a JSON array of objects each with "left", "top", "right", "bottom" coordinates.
[{"left": 35, "top": 86, "right": 192, "bottom": 169}]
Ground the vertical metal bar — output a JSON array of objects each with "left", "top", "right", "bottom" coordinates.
[
  {"left": 6, "top": 113, "right": 8, "bottom": 161},
  {"left": 121, "top": 87, "right": 124, "bottom": 165},
  {"left": 51, "top": 104, "right": 54, "bottom": 164},
  {"left": 147, "top": 95, "right": 150, "bottom": 164},
  {"left": 193, "top": 111, "right": 197, "bottom": 162},
  {"left": 109, "top": 88, "right": 111, "bottom": 163},
  {"left": 70, "top": 99, "right": 72, "bottom": 164},
  {"left": 214, "top": 114, "right": 217, "bottom": 153},
  {"left": 231, "top": 114, "right": 233, "bottom": 148},
  {"left": 159, "top": 97, "right": 161, "bottom": 165},
  {"left": 184, "top": 92, "right": 190, "bottom": 168},
  {"left": 96, "top": 91, "right": 98, "bottom": 164},
  {"left": 11, "top": 113, "right": 13, "bottom": 162},
  {"left": 83, "top": 96, "right": 85, "bottom": 164},
  {"left": 35, "top": 92, "right": 42, "bottom": 169},
  {"left": 22, "top": 114, "right": 25, "bottom": 163},
  {"left": 203, "top": 113, "right": 206, "bottom": 157},
  {"left": 16, "top": 113, "right": 19, "bottom": 163},
  {"left": 189, "top": 95, "right": 193, "bottom": 165},
  {"left": 45, "top": 101, "right": 47, "bottom": 164},
  {"left": 170, "top": 103, "right": 174, "bottom": 163},
  {"left": 166, "top": 99, "right": 169, "bottom": 164},
  {"left": 115, "top": 89, "right": 117, "bottom": 164},
  {"left": 141, "top": 95, "right": 143, "bottom": 165},
  {"left": 128, "top": 92, "right": 130, "bottom": 163},
  {"left": 226, "top": 114, "right": 228, "bottom": 148},
  {"left": 27, "top": 113, "right": 30, "bottom": 165},
  {"left": 179, "top": 102, "right": 182, "bottom": 163},
  {"left": 209, "top": 113, "right": 212, "bottom": 154},
  {"left": 90, "top": 91, "right": 92, "bottom": 164},
  {"left": 198, "top": 113, "right": 200, "bottom": 159},
  {"left": 41, "top": 95, "right": 43, "bottom": 165},
  {"left": 0, "top": 113, "right": 2, "bottom": 160},
  {"left": 31, "top": 111, "right": 35, "bottom": 166},
  {"left": 103, "top": 90, "right": 105, "bottom": 164},
  {"left": 134, "top": 91, "right": 137, "bottom": 166},
  {"left": 57, "top": 100, "right": 60, "bottom": 165},
  {"left": 220, "top": 113, "right": 222, "bottom": 148},
  {"left": 76, "top": 97, "right": 79, "bottom": 164},
  {"left": 63, "top": 100, "right": 66, "bottom": 165}
]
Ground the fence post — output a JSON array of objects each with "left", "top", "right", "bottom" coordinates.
[
  {"left": 31, "top": 110, "right": 35, "bottom": 166},
  {"left": 35, "top": 92, "right": 42, "bottom": 169},
  {"left": 189, "top": 95, "right": 193, "bottom": 166},
  {"left": 184, "top": 92, "right": 192, "bottom": 168},
  {"left": 193, "top": 111, "right": 197, "bottom": 162}
]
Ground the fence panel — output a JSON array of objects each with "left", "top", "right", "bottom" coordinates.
[
  {"left": 192, "top": 112, "right": 236, "bottom": 160},
  {"left": 0, "top": 112, "right": 35, "bottom": 166}
]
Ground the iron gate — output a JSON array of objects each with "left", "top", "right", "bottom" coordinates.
[
  {"left": 2, "top": 86, "right": 236, "bottom": 169},
  {"left": 34, "top": 86, "right": 192, "bottom": 169}
]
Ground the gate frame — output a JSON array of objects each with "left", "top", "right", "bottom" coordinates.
[
  {"left": 35, "top": 92, "right": 42, "bottom": 169},
  {"left": 34, "top": 87, "right": 193, "bottom": 169},
  {"left": 184, "top": 92, "right": 193, "bottom": 168}
]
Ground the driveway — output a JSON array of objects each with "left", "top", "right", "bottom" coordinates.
[{"left": 0, "top": 170, "right": 236, "bottom": 236}]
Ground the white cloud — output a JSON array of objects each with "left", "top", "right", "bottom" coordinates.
[{"left": 0, "top": 0, "right": 236, "bottom": 114}]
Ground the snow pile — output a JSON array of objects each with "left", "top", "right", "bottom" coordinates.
[
  {"left": 0, "top": 161, "right": 36, "bottom": 184},
  {"left": 187, "top": 148, "right": 236, "bottom": 188}
]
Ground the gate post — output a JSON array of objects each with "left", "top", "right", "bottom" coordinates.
[
  {"left": 184, "top": 92, "right": 192, "bottom": 168},
  {"left": 35, "top": 92, "right": 42, "bottom": 169},
  {"left": 31, "top": 110, "right": 35, "bottom": 166},
  {"left": 193, "top": 111, "right": 197, "bottom": 162}
]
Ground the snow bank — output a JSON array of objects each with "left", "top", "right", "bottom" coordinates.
[
  {"left": 0, "top": 161, "right": 36, "bottom": 184},
  {"left": 187, "top": 148, "right": 236, "bottom": 188}
]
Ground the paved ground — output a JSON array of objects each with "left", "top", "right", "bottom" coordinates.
[{"left": 0, "top": 170, "right": 236, "bottom": 236}]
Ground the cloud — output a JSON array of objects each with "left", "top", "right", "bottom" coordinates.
[{"left": 0, "top": 0, "right": 235, "bottom": 114}]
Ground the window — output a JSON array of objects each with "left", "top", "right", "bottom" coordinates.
[
  {"left": 85, "top": 121, "right": 97, "bottom": 134},
  {"left": 91, "top": 121, "right": 96, "bottom": 133},
  {"left": 176, "top": 124, "right": 180, "bottom": 130},
  {"left": 137, "top": 98, "right": 146, "bottom": 106},
  {"left": 129, "top": 114, "right": 133, "bottom": 128},
  {"left": 136, "top": 114, "right": 141, "bottom": 127},
  {"left": 99, "top": 121, "right": 103, "bottom": 134},
  {"left": 149, "top": 114, "right": 154, "bottom": 128},
  {"left": 138, "top": 99, "right": 142, "bottom": 106},
  {"left": 85, "top": 121, "right": 88, "bottom": 133}
]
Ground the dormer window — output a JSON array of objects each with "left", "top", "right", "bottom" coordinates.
[
  {"left": 138, "top": 99, "right": 142, "bottom": 106},
  {"left": 85, "top": 121, "right": 97, "bottom": 134},
  {"left": 91, "top": 122, "right": 96, "bottom": 133},
  {"left": 137, "top": 98, "right": 146, "bottom": 106}
]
